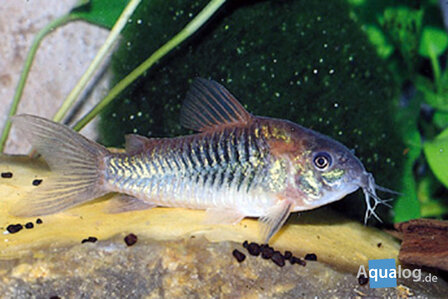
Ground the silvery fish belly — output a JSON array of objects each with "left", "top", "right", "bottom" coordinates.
[{"left": 11, "top": 78, "right": 393, "bottom": 242}]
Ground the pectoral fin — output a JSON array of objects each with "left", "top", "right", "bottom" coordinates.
[
  {"left": 106, "top": 195, "right": 156, "bottom": 213},
  {"left": 204, "top": 208, "right": 245, "bottom": 225},
  {"left": 259, "top": 199, "right": 293, "bottom": 243}
]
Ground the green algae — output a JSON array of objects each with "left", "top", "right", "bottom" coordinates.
[{"left": 101, "top": 0, "right": 403, "bottom": 221}]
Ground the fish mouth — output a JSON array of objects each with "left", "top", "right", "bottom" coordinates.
[{"left": 359, "top": 172, "right": 397, "bottom": 224}]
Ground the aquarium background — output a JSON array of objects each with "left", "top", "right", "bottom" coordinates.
[
  {"left": 93, "top": 0, "right": 448, "bottom": 224},
  {"left": 2, "top": 0, "right": 447, "bottom": 224}
]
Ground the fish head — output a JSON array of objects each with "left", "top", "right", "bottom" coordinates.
[{"left": 288, "top": 125, "right": 391, "bottom": 223}]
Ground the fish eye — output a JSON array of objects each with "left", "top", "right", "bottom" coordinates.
[{"left": 313, "top": 152, "right": 332, "bottom": 170}]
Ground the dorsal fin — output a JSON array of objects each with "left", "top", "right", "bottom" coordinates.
[
  {"left": 125, "top": 134, "right": 163, "bottom": 155},
  {"left": 180, "top": 78, "right": 252, "bottom": 132}
]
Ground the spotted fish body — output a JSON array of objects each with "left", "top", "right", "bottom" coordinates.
[{"left": 12, "top": 78, "right": 391, "bottom": 242}]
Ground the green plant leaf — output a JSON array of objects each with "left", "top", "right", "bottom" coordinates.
[
  {"left": 419, "top": 27, "right": 448, "bottom": 58},
  {"left": 421, "top": 200, "right": 448, "bottom": 218},
  {"left": 71, "top": 0, "right": 130, "bottom": 29},
  {"left": 424, "top": 127, "right": 448, "bottom": 187},
  {"left": 380, "top": 6, "right": 423, "bottom": 71},
  {"left": 424, "top": 92, "right": 448, "bottom": 111},
  {"left": 393, "top": 129, "right": 422, "bottom": 222},
  {"left": 364, "top": 25, "right": 394, "bottom": 59},
  {"left": 417, "top": 176, "right": 448, "bottom": 218},
  {"left": 393, "top": 95, "right": 422, "bottom": 222},
  {"left": 415, "top": 72, "right": 448, "bottom": 111},
  {"left": 433, "top": 111, "right": 448, "bottom": 129}
]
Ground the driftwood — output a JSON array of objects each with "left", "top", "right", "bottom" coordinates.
[{"left": 395, "top": 219, "right": 448, "bottom": 271}]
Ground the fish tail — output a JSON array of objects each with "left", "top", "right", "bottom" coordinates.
[{"left": 11, "top": 114, "right": 110, "bottom": 217}]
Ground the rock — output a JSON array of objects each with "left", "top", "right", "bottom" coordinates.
[{"left": 0, "top": 236, "right": 446, "bottom": 298}]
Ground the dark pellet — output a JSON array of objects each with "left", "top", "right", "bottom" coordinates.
[
  {"left": 297, "top": 258, "right": 306, "bottom": 266},
  {"left": 290, "top": 256, "right": 306, "bottom": 266},
  {"left": 36, "top": 218, "right": 43, "bottom": 224},
  {"left": 1, "top": 172, "right": 13, "bottom": 178},
  {"left": 377, "top": 243, "right": 382, "bottom": 248},
  {"left": 260, "top": 245, "right": 274, "bottom": 259},
  {"left": 7, "top": 224, "right": 23, "bottom": 234},
  {"left": 284, "top": 251, "right": 292, "bottom": 260},
  {"left": 81, "top": 236, "right": 98, "bottom": 244},
  {"left": 242, "top": 240, "right": 249, "bottom": 248},
  {"left": 50, "top": 296, "right": 61, "bottom": 299},
  {"left": 358, "top": 274, "right": 369, "bottom": 286},
  {"left": 271, "top": 251, "right": 285, "bottom": 267},
  {"left": 232, "top": 249, "right": 246, "bottom": 263},
  {"left": 25, "top": 222, "right": 34, "bottom": 229},
  {"left": 124, "top": 233, "right": 138, "bottom": 246},
  {"left": 32, "top": 179, "right": 43, "bottom": 186},
  {"left": 290, "top": 257, "right": 298, "bottom": 265},
  {"left": 247, "top": 242, "right": 260, "bottom": 256},
  {"left": 304, "top": 253, "right": 317, "bottom": 261}
]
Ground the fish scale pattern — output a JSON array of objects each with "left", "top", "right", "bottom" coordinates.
[{"left": 105, "top": 124, "right": 280, "bottom": 215}]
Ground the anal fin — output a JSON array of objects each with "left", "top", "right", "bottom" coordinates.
[
  {"left": 204, "top": 208, "right": 245, "bottom": 225},
  {"left": 259, "top": 199, "right": 293, "bottom": 243},
  {"left": 106, "top": 194, "right": 156, "bottom": 214}
]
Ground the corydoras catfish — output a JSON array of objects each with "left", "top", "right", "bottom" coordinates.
[{"left": 12, "top": 78, "right": 392, "bottom": 242}]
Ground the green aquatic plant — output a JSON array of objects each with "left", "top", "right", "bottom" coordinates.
[
  {"left": 349, "top": 0, "right": 448, "bottom": 220},
  {"left": 73, "top": 0, "right": 226, "bottom": 131}
]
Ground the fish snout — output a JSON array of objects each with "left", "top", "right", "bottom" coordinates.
[{"left": 344, "top": 156, "right": 369, "bottom": 187}]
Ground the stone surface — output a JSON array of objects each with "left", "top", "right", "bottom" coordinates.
[
  {"left": 0, "top": 0, "right": 109, "bottom": 154},
  {"left": 0, "top": 236, "right": 446, "bottom": 298}
]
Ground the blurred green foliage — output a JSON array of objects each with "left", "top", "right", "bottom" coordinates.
[
  {"left": 350, "top": 0, "right": 448, "bottom": 221},
  {"left": 419, "top": 27, "right": 448, "bottom": 58},
  {"left": 71, "top": 0, "right": 130, "bottom": 29},
  {"left": 424, "top": 128, "right": 448, "bottom": 187}
]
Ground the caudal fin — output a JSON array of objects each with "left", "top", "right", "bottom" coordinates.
[{"left": 11, "top": 114, "right": 110, "bottom": 216}]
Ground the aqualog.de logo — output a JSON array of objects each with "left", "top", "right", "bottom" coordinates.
[
  {"left": 357, "top": 259, "right": 438, "bottom": 288},
  {"left": 361, "top": 259, "right": 397, "bottom": 288}
]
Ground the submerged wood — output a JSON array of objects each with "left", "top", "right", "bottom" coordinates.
[{"left": 395, "top": 218, "right": 448, "bottom": 271}]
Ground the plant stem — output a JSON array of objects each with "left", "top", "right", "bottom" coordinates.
[
  {"left": 0, "top": 14, "right": 77, "bottom": 153},
  {"left": 52, "top": 0, "right": 142, "bottom": 123},
  {"left": 73, "top": 0, "right": 227, "bottom": 131},
  {"left": 429, "top": 49, "right": 442, "bottom": 92}
]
